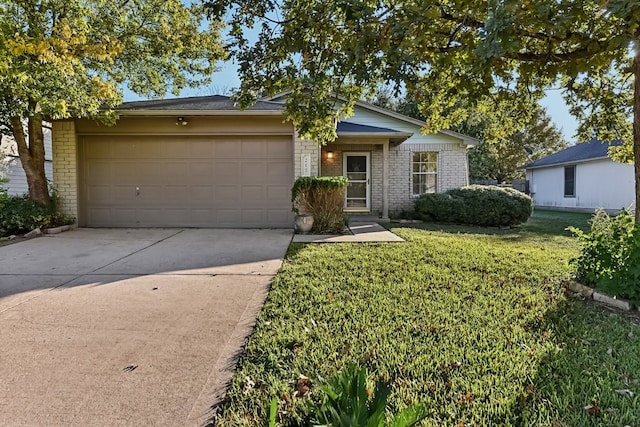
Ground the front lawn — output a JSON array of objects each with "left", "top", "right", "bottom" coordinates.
[{"left": 215, "top": 210, "right": 640, "bottom": 426}]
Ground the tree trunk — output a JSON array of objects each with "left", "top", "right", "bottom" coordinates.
[
  {"left": 634, "top": 47, "right": 640, "bottom": 222},
  {"left": 10, "top": 115, "right": 50, "bottom": 207}
]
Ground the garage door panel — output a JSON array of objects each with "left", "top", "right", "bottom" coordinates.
[
  {"left": 215, "top": 185, "right": 239, "bottom": 201},
  {"left": 189, "top": 141, "right": 214, "bottom": 157},
  {"left": 241, "top": 209, "right": 264, "bottom": 225},
  {"left": 267, "top": 139, "right": 292, "bottom": 156},
  {"left": 82, "top": 135, "right": 293, "bottom": 228},
  {"left": 190, "top": 186, "right": 214, "bottom": 202},
  {"left": 266, "top": 185, "right": 289, "bottom": 201},
  {"left": 267, "top": 162, "right": 291, "bottom": 180},
  {"left": 217, "top": 209, "right": 240, "bottom": 225},
  {"left": 163, "top": 162, "right": 190, "bottom": 182},
  {"left": 214, "top": 162, "right": 239, "bottom": 179},
  {"left": 86, "top": 186, "right": 112, "bottom": 204},
  {"left": 241, "top": 185, "right": 266, "bottom": 200},
  {"left": 110, "top": 161, "right": 137, "bottom": 184},
  {"left": 214, "top": 140, "right": 241, "bottom": 157},
  {"left": 241, "top": 140, "right": 267, "bottom": 156},
  {"left": 189, "top": 162, "right": 214, "bottom": 180},
  {"left": 242, "top": 162, "right": 267, "bottom": 181},
  {"left": 164, "top": 186, "right": 189, "bottom": 203}
]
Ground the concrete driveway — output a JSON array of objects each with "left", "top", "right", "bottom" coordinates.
[{"left": 0, "top": 228, "right": 292, "bottom": 426}]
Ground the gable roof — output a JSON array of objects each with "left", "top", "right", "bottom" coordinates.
[
  {"left": 262, "top": 91, "right": 479, "bottom": 146},
  {"left": 116, "top": 95, "right": 284, "bottom": 115},
  {"left": 524, "top": 138, "right": 623, "bottom": 170}
]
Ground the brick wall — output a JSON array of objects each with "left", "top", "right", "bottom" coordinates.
[
  {"left": 293, "top": 133, "right": 320, "bottom": 178},
  {"left": 320, "top": 142, "right": 469, "bottom": 215},
  {"left": 390, "top": 143, "right": 469, "bottom": 212},
  {"left": 51, "top": 120, "right": 78, "bottom": 219}
]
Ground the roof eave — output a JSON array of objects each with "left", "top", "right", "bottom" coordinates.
[
  {"left": 336, "top": 131, "right": 414, "bottom": 144},
  {"left": 115, "top": 109, "right": 284, "bottom": 116},
  {"left": 524, "top": 156, "right": 612, "bottom": 170},
  {"left": 262, "top": 91, "right": 480, "bottom": 145}
]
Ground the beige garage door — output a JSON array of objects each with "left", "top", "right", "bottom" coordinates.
[{"left": 81, "top": 135, "right": 294, "bottom": 228}]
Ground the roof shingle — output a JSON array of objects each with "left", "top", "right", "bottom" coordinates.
[{"left": 524, "top": 138, "right": 623, "bottom": 169}]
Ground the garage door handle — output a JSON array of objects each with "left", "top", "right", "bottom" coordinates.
[{"left": 136, "top": 187, "right": 140, "bottom": 197}]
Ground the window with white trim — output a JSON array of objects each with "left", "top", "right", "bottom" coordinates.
[{"left": 412, "top": 152, "right": 438, "bottom": 195}]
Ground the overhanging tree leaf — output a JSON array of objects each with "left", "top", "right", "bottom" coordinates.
[
  {"left": 207, "top": 0, "right": 640, "bottom": 220},
  {"left": 0, "top": 0, "right": 226, "bottom": 206}
]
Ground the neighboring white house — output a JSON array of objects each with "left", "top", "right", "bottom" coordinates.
[
  {"left": 523, "top": 138, "right": 635, "bottom": 213},
  {"left": 0, "top": 127, "right": 53, "bottom": 196}
]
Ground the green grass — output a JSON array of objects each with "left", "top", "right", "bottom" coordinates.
[{"left": 215, "top": 210, "right": 640, "bottom": 426}]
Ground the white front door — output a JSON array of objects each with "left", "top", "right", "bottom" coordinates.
[{"left": 343, "top": 152, "right": 370, "bottom": 212}]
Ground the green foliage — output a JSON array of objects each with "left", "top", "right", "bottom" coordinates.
[
  {"left": 467, "top": 107, "right": 568, "bottom": 183},
  {"left": 0, "top": 193, "right": 75, "bottom": 236},
  {"left": 309, "top": 364, "right": 426, "bottom": 427},
  {"left": 1, "top": 0, "right": 225, "bottom": 203},
  {"left": 292, "top": 176, "right": 348, "bottom": 234},
  {"left": 415, "top": 185, "right": 533, "bottom": 227},
  {"left": 569, "top": 209, "right": 640, "bottom": 303},
  {"left": 208, "top": 0, "right": 639, "bottom": 223}
]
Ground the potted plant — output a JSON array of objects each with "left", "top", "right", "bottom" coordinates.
[
  {"left": 291, "top": 176, "right": 348, "bottom": 234},
  {"left": 291, "top": 177, "right": 315, "bottom": 233}
]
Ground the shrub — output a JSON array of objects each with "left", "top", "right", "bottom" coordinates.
[
  {"left": 0, "top": 193, "right": 76, "bottom": 237},
  {"left": 292, "top": 176, "right": 348, "bottom": 233},
  {"left": 415, "top": 185, "right": 533, "bottom": 227},
  {"left": 569, "top": 209, "right": 640, "bottom": 304}
]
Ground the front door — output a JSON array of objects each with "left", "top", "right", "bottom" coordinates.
[{"left": 343, "top": 152, "right": 370, "bottom": 212}]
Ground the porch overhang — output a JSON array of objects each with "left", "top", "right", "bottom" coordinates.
[{"left": 336, "top": 122, "right": 413, "bottom": 144}]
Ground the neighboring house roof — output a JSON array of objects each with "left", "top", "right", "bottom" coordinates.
[
  {"left": 261, "top": 90, "right": 480, "bottom": 146},
  {"left": 337, "top": 121, "right": 413, "bottom": 143},
  {"left": 523, "top": 138, "right": 624, "bottom": 170},
  {"left": 117, "top": 95, "right": 285, "bottom": 115}
]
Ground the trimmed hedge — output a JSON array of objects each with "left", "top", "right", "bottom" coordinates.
[{"left": 415, "top": 185, "right": 533, "bottom": 227}]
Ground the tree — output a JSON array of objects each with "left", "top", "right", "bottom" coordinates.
[
  {"left": 0, "top": 0, "right": 225, "bottom": 206},
  {"left": 368, "top": 90, "right": 567, "bottom": 183},
  {"left": 464, "top": 107, "right": 568, "bottom": 184},
  {"left": 208, "top": 0, "right": 640, "bottom": 219}
]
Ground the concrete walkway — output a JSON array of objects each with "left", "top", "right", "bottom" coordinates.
[
  {"left": 292, "top": 221, "right": 405, "bottom": 243},
  {"left": 0, "top": 228, "right": 292, "bottom": 427}
]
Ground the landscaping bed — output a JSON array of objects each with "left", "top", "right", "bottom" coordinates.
[{"left": 215, "top": 210, "right": 640, "bottom": 426}]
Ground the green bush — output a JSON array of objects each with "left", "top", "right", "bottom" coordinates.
[
  {"left": 415, "top": 185, "right": 533, "bottom": 227},
  {"left": 569, "top": 209, "right": 640, "bottom": 304},
  {"left": 292, "top": 176, "right": 348, "bottom": 233},
  {"left": 0, "top": 193, "right": 75, "bottom": 237}
]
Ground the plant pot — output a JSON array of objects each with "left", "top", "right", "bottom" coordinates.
[{"left": 294, "top": 214, "right": 314, "bottom": 233}]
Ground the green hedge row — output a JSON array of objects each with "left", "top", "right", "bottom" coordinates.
[{"left": 415, "top": 185, "right": 533, "bottom": 227}]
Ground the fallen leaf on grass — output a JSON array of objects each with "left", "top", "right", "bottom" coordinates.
[
  {"left": 293, "top": 374, "right": 312, "bottom": 398},
  {"left": 583, "top": 404, "right": 601, "bottom": 417},
  {"left": 614, "top": 389, "right": 634, "bottom": 398}
]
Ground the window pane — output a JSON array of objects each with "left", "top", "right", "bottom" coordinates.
[
  {"left": 424, "top": 175, "right": 436, "bottom": 193},
  {"left": 347, "top": 172, "right": 367, "bottom": 181},
  {"left": 346, "top": 199, "right": 367, "bottom": 208},
  {"left": 346, "top": 156, "right": 366, "bottom": 173},
  {"left": 413, "top": 152, "right": 421, "bottom": 162},
  {"left": 347, "top": 182, "right": 367, "bottom": 198},
  {"left": 564, "top": 166, "right": 575, "bottom": 197}
]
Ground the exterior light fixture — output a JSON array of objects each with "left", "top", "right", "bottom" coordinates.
[
  {"left": 327, "top": 151, "right": 334, "bottom": 159},
  {"left": 176, "top": 117, "right": 188, "bottom": 126}
]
